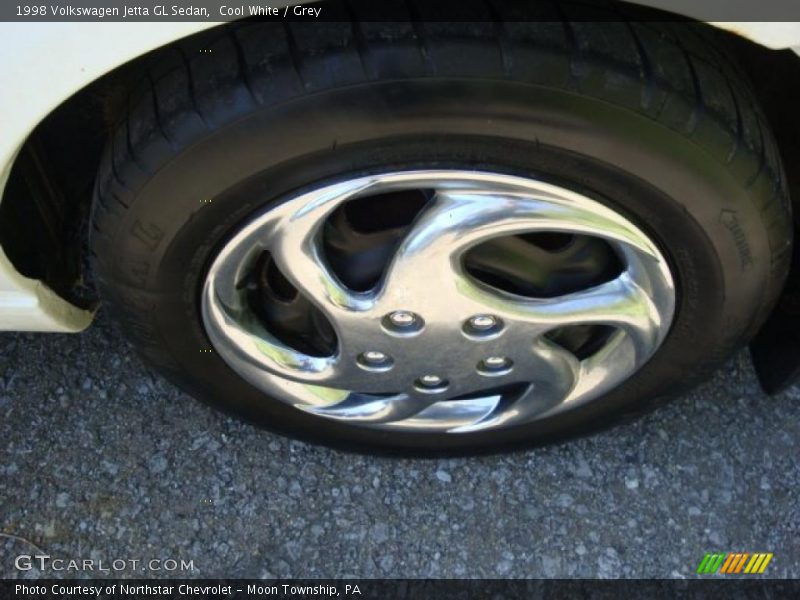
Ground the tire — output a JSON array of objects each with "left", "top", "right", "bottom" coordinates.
[{"left": 90, "top": 5, "right": 792, "bottom": 454}]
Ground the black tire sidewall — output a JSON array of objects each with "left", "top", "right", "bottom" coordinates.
[{"left": 96, "top": 79, "right": 772, "bottom": 453}]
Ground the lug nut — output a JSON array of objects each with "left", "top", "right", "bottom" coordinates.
[
  {"left": 484, "top": 356, "right": 509, "bottom": 368},
  {"left": 382, "top": 311, "right": 425, "bottom": 336},
  {"left": 389, "top": 311, "right": 417, "bottom": 327},
  {"left": 414, "top": 375, "right": 449, "bottom": 393},
  {"left": 469, "top": 315, "right": 497, "bottom": 330},
  {"left": 478, "top": 356, "right": 514, "bottom": 376},
  {"left": 357, "top": 351, "right": 394, "bottom": 372},
  {"left": 419, "top": 374, "right": 443, "bottom": 386},
  {"left": 363, "top": 351, "right": 388, "bottom": 363},
  {"left": 463, "top": 314, "right": 503, "bottom": 339}
]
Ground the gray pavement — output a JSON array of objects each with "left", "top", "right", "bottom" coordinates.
[{"left": 0, "top": 311, "right": 798, "bottom": 579}]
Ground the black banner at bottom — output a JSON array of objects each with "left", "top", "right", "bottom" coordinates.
[{"left": 3, "top": 579, "right": 800, "bottom": 600}]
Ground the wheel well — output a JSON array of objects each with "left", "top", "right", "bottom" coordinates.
[
  {"left": 0, "top": 18, "right": 797, "bottom": 309},
  {"left": 0, "top": 59, "right": 140, "bottom": 308}
]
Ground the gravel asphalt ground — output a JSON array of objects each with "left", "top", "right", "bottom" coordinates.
[{"left": 0, "top": 310, "right": 798, "bottom": 579}]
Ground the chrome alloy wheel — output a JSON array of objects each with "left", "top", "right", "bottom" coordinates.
[{"left": 201, "top": 171, "right": 675, "bottom": 433}]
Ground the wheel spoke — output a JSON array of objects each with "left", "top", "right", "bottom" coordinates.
[
  {"left": 383, "top": 395, "right": 501, "bottom": 431},
  {"left": 552, "top": 330, "right": 639, "bottom": 413},
  {"left": 375, "top": 191, "right": 478, "bottom": 304},
  {"left": 270, "top": 223, "right": 371, "bottom": 318},
  {"left": 203, "top": 288, "right": 343, "bottom": 385},
  {"left": 377, "top": 188, "right": 568, "bottom": 304},
  {"left": 301, "top": 391, "right": 440, "bottom": 424},
  {"left": 473, "top": 272, "right": 663, "bottom": 360},
  {"left": 452, "top": 339, "right": 580, "bottom": 431}
]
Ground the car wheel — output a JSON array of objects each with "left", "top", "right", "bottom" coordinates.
[{"left": 90, "top": 13, "right": 791, "bottom": 453}]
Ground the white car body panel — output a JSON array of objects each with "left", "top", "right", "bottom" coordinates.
[{"left": 0, "top": 18, "right": 798, "bottom": 332}]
